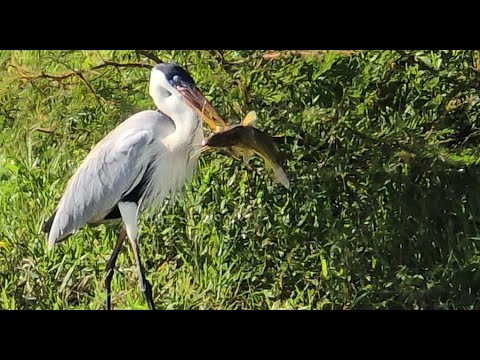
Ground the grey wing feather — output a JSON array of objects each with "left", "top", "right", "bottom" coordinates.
[{"left": 46, "top": 110, "right": 175, "bottom": 249}]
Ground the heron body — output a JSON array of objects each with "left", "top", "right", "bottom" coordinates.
[
  {"left": 47, "top": 109, "right": 200, "bottom": 246},
  {"left": 44, "top": 63, "right": 226, "bottom": 309}
]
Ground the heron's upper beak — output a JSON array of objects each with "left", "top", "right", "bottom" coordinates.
[{"left": 176, "top": 85, "right": 228, "bottom": 132}]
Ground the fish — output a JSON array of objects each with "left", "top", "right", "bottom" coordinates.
[{"left": 202, "top": 111, "right": 290, "bottom": 189}]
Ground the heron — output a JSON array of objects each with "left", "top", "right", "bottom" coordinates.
[{"left": 43, "top": 63, "right": 228, "bottom": 310}]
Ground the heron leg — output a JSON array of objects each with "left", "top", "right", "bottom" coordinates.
[
  {"left": 117, "top": 201, "right": 155, "bottom": 310},
  {"left": 105, "top": 226, "right": 127, "bottom": 310},
  {"left": 129, "top": 237, "right": 156, "bottom": 310}
]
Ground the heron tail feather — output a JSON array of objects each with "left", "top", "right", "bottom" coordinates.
[{"left": 43, "top": 210, "right": 57, "bottom": 235}]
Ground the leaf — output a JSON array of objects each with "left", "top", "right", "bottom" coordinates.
[
  {"left": 425, "top": 77, "right": 440, "bottom": 88},
  {"left": 59, "top": 263, "right": 77, "bottom": 294},
  {"left": 312, "top": 52, "right": 338, "bottom": 80},
  {"left": 321, "top": 258, "right": 329, "bottom": 279},
  {"left": 415, "top": 53, "right": 432, "bottom": 67},
  {"left": 5, "top": 162, "right": 18, "bottom": 174}
]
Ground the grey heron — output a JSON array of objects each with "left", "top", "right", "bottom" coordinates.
[{"left": 43, "top": 63, "right": 227, "bottom": 310}]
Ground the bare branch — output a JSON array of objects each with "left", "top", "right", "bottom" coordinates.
[
  {"left": 74, "top": 71, "right": 104, "bottom": 106},
  {"left": 93, "top": 60, "right": 152, "bottom": 70},
  {"left": 135, "top": 50, "right": 163, "bottom": 64},
  {"left": 219, "top": 50, "right": 358, "bottom": 67},
  {"left": 9, "top": 60, "right": 152, "bottom": 83},
  {"left": 31, "top": 127, "right": 77, "bottom": 141}
]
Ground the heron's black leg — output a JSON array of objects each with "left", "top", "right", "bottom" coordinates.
[
  {"left": 129, "top": 238, "right": 156, "bottom": 310},
  {"left": 105, "top": 227, "right": 127, "bottom": 310}
]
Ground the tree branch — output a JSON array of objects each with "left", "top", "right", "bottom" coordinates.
[
  {"left": 221, "top": 50, "right": 357, "bottom": 66},
  {"left": 135, "top": 50, "right": 163, "bottom": 64},
  {"left": 10, "top": 60, "right": 152, "bottom": 83}
]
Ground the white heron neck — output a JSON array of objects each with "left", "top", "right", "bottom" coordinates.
[{"left": 155, "top": 94, "right": 199, "bottom": 137}]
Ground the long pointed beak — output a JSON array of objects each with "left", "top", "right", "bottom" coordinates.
[{"left": 177, "top": 86, "right": 228, "bottom": 132}]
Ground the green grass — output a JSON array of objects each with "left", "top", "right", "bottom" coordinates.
[{"left": 1, "top": 50, "right": 480, "bottom": 309}]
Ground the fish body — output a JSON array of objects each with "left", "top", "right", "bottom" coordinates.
[{"left": 203, "top": 113, "right": 290, "bottom": 189}]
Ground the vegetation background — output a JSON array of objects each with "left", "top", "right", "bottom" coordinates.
[{"left": 1, "top": 50, "right": 479, "bottom": 309}]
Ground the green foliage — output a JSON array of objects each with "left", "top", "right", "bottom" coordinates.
[{"left": 1, "top": 50, "right": 480, "bottom": 309}]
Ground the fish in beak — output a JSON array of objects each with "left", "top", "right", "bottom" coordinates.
[{"left": 202, "top": 111, "right": 290, "bottom": 189}]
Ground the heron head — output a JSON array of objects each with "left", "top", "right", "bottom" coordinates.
[{"left": 149, "top": 63, "right": 227, "bottom": 131}]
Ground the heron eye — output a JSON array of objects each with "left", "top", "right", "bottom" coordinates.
[{"left": 173, "top": 75, "right": 180, "bottom": 84}]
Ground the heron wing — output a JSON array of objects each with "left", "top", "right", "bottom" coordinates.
[{"left": 47, "top": 128, "right": 156, "bottom": 248}]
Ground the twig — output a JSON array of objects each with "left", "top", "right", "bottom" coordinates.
[
  {"left": 32, "top": 127, "right": 77, "bottom": 141},
  {"left": 34, "top": 127, "right": 57, "bottom": 135},
  {"left": 135, "top": 50, "right": 163, "bottom": 64},
  {"left": 10, "top": 60, "right": 152, "bottom": 83},
  {"left": 262, "top": 50, "right": 356, "bottom": 59},
  {"left": 75, "top": 71, "right": 104, "bottom": 106},
  {"left": 224, "top": 50, "right": 357, "bottom": 66},
  {"left": 95, "top": 50, "right": 107, "bottom": 63}
]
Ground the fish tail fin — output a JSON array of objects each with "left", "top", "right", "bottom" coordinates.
[
  {"left": 263, "top": 156, "right": 290, "bottom": 189},
  {"left": 274, "top": 166, "right": 290, "bottom": 189}
]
